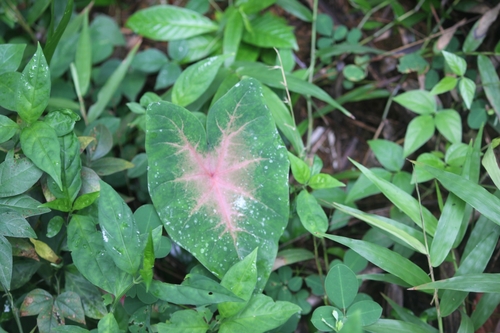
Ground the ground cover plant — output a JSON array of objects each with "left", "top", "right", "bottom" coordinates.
[{"left": 0, "top": 0, "right": 500, "bottom": 332}]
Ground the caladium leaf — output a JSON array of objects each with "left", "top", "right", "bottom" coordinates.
[{"left": 146, "top": 78, "right": 289, "bottom": 290}]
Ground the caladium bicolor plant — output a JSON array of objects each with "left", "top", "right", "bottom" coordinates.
[{"left": 146, "top": 78, "right": 289, "bottom": 289}]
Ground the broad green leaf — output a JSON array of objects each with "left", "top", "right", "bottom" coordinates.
[
  {"left": 219, "top": 247, "right": 258, "bottom": 317},
  {"left": 223, "top": 7, "right": 244, "bottom": 67},
  {"left": 435, "top": 109, "right": 461, "bottom": 144},
  {"left": 43, "top": 0, "right": 74, "bottom": 64},
  {"left": 237, "top": 0, "right": 276, "bottom": 14},
  {"left": 261, "top": 85, "right": 304, "bottom": 155},
  {"left": 20, "top": 121, "right": 62, "bottom": 189},
  {"left": 169, "top": 35, "right": 221, "bottom": 64},
  {"left": 156, "top": 309, "right": 209, "bottom": 333},
  {"left": 43, "top": 109, "right": 80, "bottom": 136},
  {"left": 458, "top": 311, "right": 474, "bottom": 333},
  {"left": 47, "top": 216, "right": 64, "bottom": 238},
  {"left": 127, "top": 153, "right": 148, "bottom": 178},
  {"left": 131, "top": 48, "right": 168, "bottom": 73},
  {"left": 155, "top": 62, "right": 182, "bottom": 90},
  {"left": 54, "top": 291, "right": 85, "bottom": 324},
  {"left": 403, "top": 115, "right": 435, "bottom": 156},
  {"left": 274, "top": 248, "right": 315, "bottom": 270},
  {"left": 99, "top": 181, "right": 143, "bottom": 275},
  {"left": 344, "top": 64, "right": 365, "bottom": 82},
  {"left": 146, "top": 78, "right": 289, "bottom": 290},
  {"left": 463, "top": 3, "right": 500, "bottom": 52},
  {"left": 234, "top": 61, "right": 352, "bottom": 118},
  {"left": 0, "top": 210, "right": 36, "bottom": 238},
  {"left": 67, "top": 215, "right": 133, "bottom": 296},
  {"left": 148, "top": 277, "right": 242, "bottom": 306},
  {"left": 458, "top": 77, "right": 475, "bottom": 110},
  {"left": 98, "top": 313, "right": 120, "bottom": 333},
  {"left": 16, "top": 44, "right": 51, "bottom": 123},
  {"left": 0, "top": 151, "right": 43, "bottom": 198},
  {"left": 381, "top": 294, "right": 439, "bottom": 332},
  {"left": 471, "top": 293, "right": 500, "bottom": 330},
  {"left": 368, "top": 139, "right": 404, "bottom": 172},
  {"left": 430, "top": 76, "right": 457, "bottom": 95},
  {"left": 325, "top": 264, "right": 358, "bottom": 309},
  {"left": 412, "top": 274, "right": 500, "bottom": 292},
  {"left": 288, "top": 152, "right": 310, "bottom": 184},
  {"left": 347, "top": 300, "right": 382, "bottom": 326},
  {"left": 276, "top": 0, "right": 312, "bottom": 22},
  {"left": 429, "top": 193, "right": 465, "bottom": 266},
  {"left": 0, "top": 44, "right": 26, "bottom": 74},
  {"left": 322, "top": 234, "right": 431, "bottom": 287},
  {"left": 478, "top": 55, "right": 500, "bottom": 115},
  {"left": 397, "top": 52, "right": 429, "bottom": 74},
  {"left": 393, "top": 90, "right": 436, "bottom": 115},
  {"left": 332, "top": 203, "right": 427, "bottom": 254},
  {"left": 0, "top": 114, "right": 20, "bottom": 143},
  {"left": 87, "top": 42, "right": 140, "bottom": 123},
  {"left": 242, "top": 12, "right": 298, "bottom": 50},
  {"left": 46, "top": 133, "right": 82, "bottom": 203},
  {"left": 439, "top": 224, "right": 499, "bottom": 316},
  {"left": 311, "top": 306, "right": 343, "bottom": 331},
  {"left": 309, "top": 173, "right": 345, "bottom": 189},
  {"left": 351, "top": 159, "right": 438, "bottom": 236},
  {"left": 72, "top": 191, "right": 100, "bottom": 211},
  {"left": 365, "top": 319, "right": 435, "bottom": 333},
  {"left": 126, "top": 5, "right": 218, "bottom": 41},
  {"left": 418, "top": 163, "right": 500, "bottom": 227},
  {"left": 442, "top": 51, "right": 466, "bottom": 76},
  {"left": 0, "top": 72, "right": 21, "bottom": 111},
  {"left": 75, "top": 10, "right": 91, "bottom": 95},
  {"left": 26, "top": 0, "right": 51, "bottom": 25},
  {"left": 0, "top": 194, "right": 49, "bottom": 217},
  {"left": 172, "top": 55, "right": 228, "bottom": 106},
  {"left": 20, "top": 288, "right": 53, "bottom": 316},
  {"left": 0, "top": 236, "right": 12, "bottom": 290},
  {"left": 296, "top": 190, "right": 328, "bottom": 235},
  {"left": 412, "top": 153, "right": 446, "bottom": 183},
  {"left": 219, "top": 294, "right": 301, "bottom": 333},
  {"left": 90, "top": 157, "right": 134, "bottom": 176},
  {"left": 65, "top": 264, "right": 107, "bottom": 319},
  {"left": 483, "top": 138, "right": 500, "bottom": 190}
]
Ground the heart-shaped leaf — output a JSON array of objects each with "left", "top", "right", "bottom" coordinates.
[{"left": 146, "top": 78, "right": 289, "bottom": 289}]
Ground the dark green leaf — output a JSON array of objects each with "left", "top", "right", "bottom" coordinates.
[
  {"left": 17, "top": 44, "right": 51, "bottom": 123},
  {"left": 0, "top": 235, "right": 12, "bottom": 290},
  {"left": 91, "top": 157, "right": 134, "bottom": 176},
  {"left": 99, "top": 181, "right": 143, "bottom": 275},
  {"left": 0, "top": 72, "right": 21, "bottom": 111},
  {"left": 47, "top": 216, "right": 64, "bottom": 238},
  {"left": 131, "top": 48, "right": 168, "bottom": 73},
  {"left": 0, "top": 150, "right": 43, "bottom": 198},
  {"left": 126, "top": 5, "right": 218, "bottom": 41},
  {"left": 20, "top": 288, "right": 53, "bottom": 316},
  {"left": 55, "top": 291, "right": 85, "bottom": 324},
  {"left": 296, "top": 190, "right": 328, "bottom": 235},
  {"left": 155, "top": 62, "right": 182, "bottom": 90},
  {"left": 223, "top": 8, "right": 244, "bottom": 67},
  {"left": 325, "top": 264, "right": 358, "bottom": 309},
  {"left": 0, "top": 194, "right": 50, "bottom": 217},
  {"left": 43, "top": 109, "right": 80, "bottom": 136},
  {"left": 156, "top": 309, "right": 209, "bottom": 333},
  {"left": 44, "top": 0, "right": 74, "bottom": 64},
  {"left": 0, "top": 210, "right": 36, "bottom": 238},
  {"left": 21, "top": 121, "right": 62, "bottom": 189},
  {"left": 365, "top": 319, "right": 435, "bottom": 333},
  {"left": 478, "top": 55, "right": 500, "bottom": 115},
  {"left": 347, "top": 300, "right": 382, "bottom": 326},
  {"left": 75, "top": 11, "right": 91, "bottom": 95},
  {"left": 413, "top": 274, "right": 500, "bottom": 292},
  {"left": 463, "top": 4, "right": 500, "bottom": 52},
  {"left": 368, "top": 139, "right": 404, "bottom": 172}
]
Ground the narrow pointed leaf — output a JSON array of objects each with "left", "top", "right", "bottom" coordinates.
[
  {"left": 478, "top": 55, "right": 500, "bottom": 115},
  {"left": 412, "top": 274, "right": 500, "bottom": 292},
  {"left": 75, "top": 10, "right": 91, "bottom": 95},
  {"left": 146, "top": 78, "right": 289, "bottom": 289},
  {"left": 0, "top": 194, "right": 50, "bottom": 217},
  {"left": 381, "top": 294, "right": 438, "bottom": 332},
  {"left": 20, "top": 121, "right": 62, "bottom": 189},
  {"left": 98, "top": 181, "right": 143, "bottom": 275},
  {"left": 351, "top": 159, "right": 437, "bottom": 235},
  {"left": 0, "top": 235, "right": 12, "bottom": 290},
  {"left": 16, "top": 44, "right": 51, "bottom": 123},
  {"left": 403, "top": 115, "right": 435, "bottom": 157},
  {"left": 417, "top": 163, "right": 500, "bottom": 227},
  {"left": 471, "top": 293, "right": 500, "bottom": 330},
  {"left": 482, "top": 138, "right": 500, "bottom": 190},
  {"left": 322, "top": 234, "right": 431, "bottom": 287},
  {"left": 242, "top": 12, "right": 298, "bottom": 50},
  {"left": 365, "top": 319, "right": 436, "bottom": 333}
]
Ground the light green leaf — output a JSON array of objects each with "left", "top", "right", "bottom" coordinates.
[
  {"left": 0, "top": 72, "right": 22, "bottom": 111},
  {"left": 417, "top": 163, "right": 500, "bottom": 227},
  {"left": 412, "top": 274, "right": 500, "bottom": 293},
  {"left": 16, "top": 44, "right": 51, "bottom": 123},
  {"left": 75, "top": 11, "right": 91, "bottom": 95},
  {"left": 368, "top": 139, "right": 404, "bottom": 172},
  {"left": 309, "top": 173, "right": 345, "bottom": 189},
  {"left": 332, "top": 203, "right": 427, "bottom": 254},
  {"left": 393, "top": 90, "right": 436, "bottom": 115},
  {"left": 412, "top": 153, "right": 446, "bottom": 184},
  {"left": 242, "top": 12, "right": 298, "bottom": 50},
  {"left": 430, "top": 76, "right": 457, "bottom": 95},
  {"left": 347, "top": 300, "right": 382, "bottom": 326},
  {"left": 43, "top": 0, "right": 74, "bottom": 64},
  {"left": 482, "top": 138, "right": 500, "bottom": 190},
  {"left": 322, "top": 234, "right": 431, "bottom": 287},
  {"left": 458, "top": 77, "right": 475, "bottom": 110},
  {"left": 43, "top": 109, "right": 80, "bottom": 136},
  {"left": 435, "top": 109, "right": 462, "bottom": 144},
  {"left": 442, "top": 51, "right": 466, "bottom": 76},
  {"left": 288, "top": 152, "right": 310, "bottom": 184},
  {"left": 276, "top": 0, "right": 312, "bottom": 22},
  {"left": 87, "top": 42, "right": 140, "bottom": 123},
  {"left": 457, "top": 311, "right": 474, "bottom": 333},
  {"left": 140, "top": 232, "right": 154, "bottom": 291},
  {"left": 236, "top": 0, "right": 276, "bottom": 14},
  {"left": 219, "top": 248, "right": 258, "bottom": 318},
  {"left": 98, "top": 313, "right": 120, "bottom": 333},
  {"left": 223, "top": 7, "right": 244, "bottom": 67},
  {"left": 98, "top": 181, "right": 143, "bottom": 275},
  {"left": 20, "top": 121, "right": 62, "bottom": 189},
  {"left": 0, "top": 151, "right": 43, "bottom": 198},
  {"left": 157, "top": 309, "right": 209, "bottom": 333},
  {"left": 365, "top": 319, "right": 436, "bottom": 333},
  {"left": 325, "top": 264, "right": 358, "bottom": 309},
  {"left": 0, "top": 44, "right": 26, "bottom": 74},
  {"left": 296, "top": 190, "right": 328, "bottom": 235},
  {"left": 403, "top": 115, "right": 435, "bottom": 157},
  {"left": 219, "top": 294, "right": 300, "bottom": 333},
  {"left": 126, "top": 5, "right": 218, "bottom": 41},
  {"left": 350, "top": 159, "right": 438, "bottom": 236}
]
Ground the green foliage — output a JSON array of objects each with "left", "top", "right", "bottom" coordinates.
[{"left": 1, "top": 0, "right": 499, "bottom": 332}]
